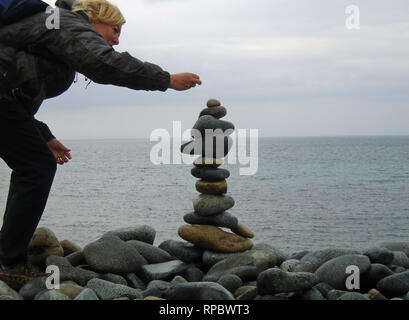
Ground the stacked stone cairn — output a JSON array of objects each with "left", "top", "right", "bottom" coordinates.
[{"left": 178, "top": 98, "right": 255, "bottom": 254}]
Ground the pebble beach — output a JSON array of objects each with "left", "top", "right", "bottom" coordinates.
[
  {"left": 0, "top": 225, "right": 408, "bottom": 301},
  {"left": 1, "top": 99, "right": 408, "bottom": 301}
]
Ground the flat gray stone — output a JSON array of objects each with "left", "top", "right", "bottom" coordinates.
[
  {"left": 294, "top": 248, "right": 359, "bottom": 272},
  {"left": 252, "top": 243, "right": 290, "bottom": 265},
  {"left": 193, "top": 194, "right": 235, "bottom": 216},
  {"left": 126, "top": 273, "right": 146, "bottom": 290},
  {"left": 141, "top": 280, "right": 172, "bottom": 299},
  {"left": 377, "top": 242, "right": 409, "bottom": 257},
  {"left": 86, "top": 278, "right": 142, "bottom": 300},
  {"left": 192, "top": 115, "right": 235, "bottom": 136},
  {"left": 158, "top": 240, "right": 203, "bottom": 263},
  {"left": 280, "top": 259, "right": 301, "bottom": 272},
  {"left": 18, "top": 277, "right": 48, "bottom": 300},
  {"left": 139, "top": 260, "right": 191, "bottom": 282},
  {"left": 300, "top": 287, "right": 326, "bottom": 300},
  {"left": 315, "top": 254, "right": 371, "bottom": 290},
  {"left": 363, "top": 247, "right": 394, "bottom": 265},
  {"left": 100, "top": 273, "right": 128, "bottom": 286},
  {"left": 337, "top": 292, "right": 370, "bottom": 300},
  {"left": 217, "top": 274, "right": 243, "bottom": 294},
  {"left": 65, "top": 250, "right": 85, "bottom": 266},
  {"left": 184, "top": 211, "right": 238, "bottom": 229},
  {"left": 257, "top": 268, "right": 319, "bottom": 294},
  {"left": 127, "top": 240, "right": 174, "bottom": 264},
  {"left": 102, "top": 225, "right": 156, "bottom": 244},
  {"left": 0, "top": 295, "right": 17, "bottom": 300},
  {"left": 235, "top": 286, "right": 258, "bottom": 300},
  {"left": 204, "top": 249, "right": 277, "bottom": 282},
  {"left": 184, "top": 267, "right": 204, "bottom": 282},
  {"left": 83, "top": 236, "right": 147, "bottom": 275},
  {"left": 191, "top": 167, "right": 230, "bottom": 181},
  {"left": 181, "top": 135, "right": 233, "bottom": 158},
  {"left": 165, "top": 282, "right": 234, "bottom": 300},
  {"left": 0, "top": 280, "right": 23, "bottom": 300},
  {"left": 74, "top": 288, "right": 99, "bottom": 300},
  {"left": 361, "top": 263, "right": 394, "bottom": 288},
  {"left": 202, "top": 250, "right": 242, "bottom": 267},
  {"left": 34, "top": 290, "right": 71, "bottom": 300},
  {"left": 327, "top": 289, "right": 349, "bottom": 300},
  {"left": 391, "top": 251, "right": 409, "bottom": 268},
  {"left": 45, "top": 255, "right": 100, "bottom": 286},
  {"left": 377, "top": 270, "right": 409, "bottom": 297}
]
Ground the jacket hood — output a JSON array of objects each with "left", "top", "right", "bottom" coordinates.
[{"left": 55, "top": 0, "right": 75, "bottom": 10}]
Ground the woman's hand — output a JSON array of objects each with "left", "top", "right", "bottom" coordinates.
[
  {"left": 47, "top": 139, "right": 72, "bottom": 165},
  {"left": 169, "top": 73, "right": 202, "bottom": 91}
]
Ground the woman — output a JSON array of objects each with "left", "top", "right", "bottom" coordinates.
[{"left": 0, "top": 0, "right": 201, "bottom": 289}]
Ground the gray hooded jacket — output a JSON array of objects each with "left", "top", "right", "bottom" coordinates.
[{"left": 0, "top": 0, "right": 170, "bottom": 120}]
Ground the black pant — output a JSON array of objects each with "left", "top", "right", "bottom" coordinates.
[{"left": 0, "top": 101, "right": 56, "bottom": 266}]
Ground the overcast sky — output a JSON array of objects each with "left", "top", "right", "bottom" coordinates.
[{"left": 39, "top": 0, "right": 409, "bottom": 139}]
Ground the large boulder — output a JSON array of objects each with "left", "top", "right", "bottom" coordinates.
[
  {"left": 314, "top": 254, "right": 371, "bottom": 290},
  {"left": 204, "top": 249, "right": 277, "bottom": 282},
  {"left": 257, "top": 268, "right": 319, "bottom": 294},
  {"left": 28, "top": 227, "right": 64, "bottom": 266},
  {"left": 83, "top": 236, "right": 147, "bottom": 275},
  {"left": 102, "top": 226, "right": 156, "bottom": 244}
]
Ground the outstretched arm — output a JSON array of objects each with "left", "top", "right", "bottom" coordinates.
[{"left": 169, "top": 73, "right": 202, "bottom": 91}]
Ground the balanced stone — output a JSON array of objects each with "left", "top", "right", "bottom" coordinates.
[
  {"left": 231, "top": 223, "right": 254, "bottom": 239},
  {"left": 191, "top": 167, "right": 230, "bottom": 181},
  {"left": 193, "top": 156, "right": 223, "bottom": 168},
  {"left": 181, "top": 135, "right": 232, "bottom": 158},
  {"left": 193, "top": 194, "right": 235, "bottom": 216},
  {"left": 199, "top": 106, "right": 227, "bottom": 119},
  {"left": 207, "top": 98, "right": 221, "bottom": 108},
  {"left": 192, "top": 115, "right": 234, "bottom": 136},
  {"left": 178, "top": 224, "right": 253, "bottom": 253},
  {"left": 196, "top": 180, "right": 227, "bottom": 194},
  {"left": 183, "top": 211, "right": 238, "bottom": 229}
]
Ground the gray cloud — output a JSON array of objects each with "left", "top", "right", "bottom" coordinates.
[{"left": 39, "top": 0, "right": 409, "bottom": 138}]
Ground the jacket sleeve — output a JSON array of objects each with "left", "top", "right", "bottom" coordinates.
[
  {"left": 47, "top": 11, "right": 171, "bottom": 92},
  {"left": 33, "top": 118, "right": 56, "bottom": 142},
  {"left": 0, "top": 10, "right": 171, "bottom": 92}
]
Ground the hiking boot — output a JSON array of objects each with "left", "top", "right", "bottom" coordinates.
[{"left": 0, "top": 263, "right": 46, "bottom": 290}]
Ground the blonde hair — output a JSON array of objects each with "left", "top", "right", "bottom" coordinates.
[{"left": 72, "top": 0, "right": 126, "bottom": 26}]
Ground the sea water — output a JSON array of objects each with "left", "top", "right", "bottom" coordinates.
[{"left": 0, "top": 136, "right": 408, "bottom": 254}]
